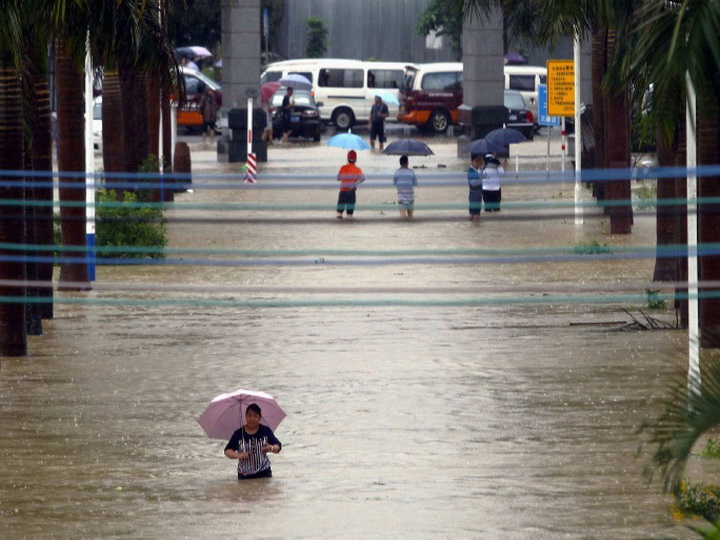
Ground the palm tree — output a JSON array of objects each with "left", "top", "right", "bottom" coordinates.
[
  {"left": 642, "top": 360, "right": 720, "bottom": 495},
  {"left": 55, "top": 35, "right": 91, "bottom": 290},
  {"left": 0, "top": 1, "right": 27, "bottom": 355},
  {"left": 627, "top": 0, "right": 720, "bottom": 346},
  {"left": 24, "top": 22, "right": 55, "bottom": 321},
  {"left": 89, "top": 0, "right": 178, "bottom": 193}
]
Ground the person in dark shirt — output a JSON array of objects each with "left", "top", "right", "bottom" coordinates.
[
  {"left": 224, "top": 403, "right": 282, "bottom": 479},
  {"left": 281, "top": 87, "right": 295, "bottom": 143},
  {"left": 368, "top": 95, "right": 389, "bottom": 150}
]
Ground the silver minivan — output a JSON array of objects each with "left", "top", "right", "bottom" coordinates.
[{"left": 503, "top": 65, "right": 546, "bottom": 128}]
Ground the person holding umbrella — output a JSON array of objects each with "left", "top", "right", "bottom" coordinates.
[
  {"left": 368, "top": 95, "right": 389, "bottom": 150},
  {"left": 281, "top": 87, "right": 295, "bottom": 143},
  {"left": 336, "top": 150, "right": 365, "bottom": 219},
  {"left": 224, "top": 403, "right": 282, "bottom": 480},
  {"left": 481, "top": 153, "right": 505, "bottom": 212},
  {"left": 393, "top": 155, "right": 418, "bottom": 219},
  {"left": 467, "top": 154, "right": 484, "bottom": 222}
]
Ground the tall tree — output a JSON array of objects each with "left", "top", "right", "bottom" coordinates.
[
  {"left": 55, "top": 36, "right": 91, "bottom": 290},
  {"left": 627, "top": 0, "right": 720, "bottom": 346},
  {"left": 0, "top": 0, "right": 27, "bottom": 355}
]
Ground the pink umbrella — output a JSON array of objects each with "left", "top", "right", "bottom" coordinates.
[
  {"left": 198, "top": 389, "right": 286, "bottom": 440},
  {"left": 261, "top": 81, "right": 281, "bottom": 104}
]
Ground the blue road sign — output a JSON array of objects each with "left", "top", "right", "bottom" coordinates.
[{"left": 538, "top": 84, "right": 560, "bottom": 127}]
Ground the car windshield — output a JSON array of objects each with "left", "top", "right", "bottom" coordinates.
[
  {"left": 504, "top": 93, "right": 526, "bottom": 110},
  {"left": 270, "top": 90, "right": 315, "bottom": 107}
]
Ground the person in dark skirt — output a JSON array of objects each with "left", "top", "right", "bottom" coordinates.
[
  {"left": 224, "top": 403, "right": 282, "bottom": 480},
  {"left": 481, "top": 153, "right": 505, "bottom": 212}
]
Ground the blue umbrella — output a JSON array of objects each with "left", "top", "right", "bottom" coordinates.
[
  {"left": 382, "top": 139, "right": 433, "bottom": 156},
  {"left": 463, "top": 138, "right": 505, "bottom": 156},
  {"left": 485, "top": 128, "right": 527, "bottom": 147},
  {"left": 327, "top": 131, "right": 371, "bottom": 151},
  {"left": 372, "top": 91, "right": 400, "bottom": 106}
]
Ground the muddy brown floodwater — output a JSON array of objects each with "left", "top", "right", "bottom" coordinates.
[{"left": 0, "top": 133, "right": 699, "bottom": 538}]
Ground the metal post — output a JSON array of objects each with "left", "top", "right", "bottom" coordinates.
[
  {"left": 573, "top": 36, "right": 583, "bottom": 225},
  {"left": 84, "top": 39, "right": 96, "bottom": 281},
  {"left": 244, "top": 97, "right": 257, "bottom": 183},
  {"left": 686, "top": 72, "right": 700, "bottom": 392}
]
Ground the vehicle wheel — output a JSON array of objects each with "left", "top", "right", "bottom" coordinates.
[
  {"left": 428, "top": 110, "right": 450, "bottom": 134},
  {"left": 313, "top": 131, "right": 321, "bottom": 142},
  {"left": 333, "top": 108, "right": 355, "bottom": 131},
  {"left": 524, "top": 129, "right": 534, "bottom": 141}
]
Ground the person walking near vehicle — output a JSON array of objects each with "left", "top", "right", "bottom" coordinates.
[
  {"left": 482, "top": 153, "right": 505, "bottom": 212},
  {"left": 336, "top": 150, "right": 365, "bottom": 219},
  {"left": 393, "top": 155, "right": 418, "bottom": 219},
  {"left": 224, "top": 404, "right": 282, "bottom": 480},
  {"left": 281, "top": 87, "right": 295, "bottom": 143},
  {"left": 368, "top": 95, "right": 389, "bottom": 150},
  {"left": 467, "top": 154, "right": 484, "bottom": 222},
  {"left": 262, "top": 100, "right": 275, "bottom": 144},
  {"left": 198, "top": 86, "right": 218, "bottom": 145}
]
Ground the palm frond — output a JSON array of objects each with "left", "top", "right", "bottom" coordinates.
[{"left": 641, "top": 359, "right": 720, "bottom": 494}]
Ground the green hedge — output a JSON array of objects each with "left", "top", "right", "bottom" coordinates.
[{"left": 95, "top": 190, "right": 167, "bottom": 259}]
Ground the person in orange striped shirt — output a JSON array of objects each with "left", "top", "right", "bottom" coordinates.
[{"left": 336, "top": 150, "right": 365, "bottom": 219}]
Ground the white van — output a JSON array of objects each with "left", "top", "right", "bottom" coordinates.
[
  {"left": 261, "top": 59, "right": 411, "bottom": 130},
  {"left": 503, "top": 65, "right": 546, "bottom": 125}
]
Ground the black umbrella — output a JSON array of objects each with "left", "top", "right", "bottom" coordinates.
[
  {"left": 485, "top": 128, "right": 527, "bottom": 147},
  {"left": 382, "top": 139, "right": 434, "bottom": 156},
  {"left": 463, "top": 138, "right": 505, "bottom": 156}
]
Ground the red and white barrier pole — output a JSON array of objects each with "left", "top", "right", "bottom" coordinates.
[{"left": 244, "top": 97, "right": 257, "bottom": 184}]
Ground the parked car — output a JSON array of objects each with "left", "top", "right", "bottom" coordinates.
[
  {"left": 504, "top": 89, "right": 534, "bottom": 140},
  {"left": 177, "top": 66, "right": 222, "bottom": 130},
  {"left": 269, "top": 88, "right": 323, "bottom": 141}
]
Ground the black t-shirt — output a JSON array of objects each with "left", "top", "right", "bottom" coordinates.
[
  {"left": 370, "top": 102, "right": 389, "bottom": 125},
  {"left": 225, "top": 425, "right": 282, "bottom": 476},
  {"left": 281, "top": 95, "right": 292, "bottom": 118}
]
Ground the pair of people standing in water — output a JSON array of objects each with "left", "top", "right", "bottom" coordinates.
[{"left": 467, "top": 153, "right": 505, "bottom": 221}]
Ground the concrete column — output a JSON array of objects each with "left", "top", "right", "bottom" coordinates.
[
  {"left": 221, "top": 0, "right": 262, "bottom": 163},
  {"left": 221, "top": 0, "right": 261, "bottom": 108},
  {"left": 458, "top": 7, "right": 506, "bottom": 141}
]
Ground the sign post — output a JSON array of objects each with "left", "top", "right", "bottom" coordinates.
[
  {"left": 538, "top": 84, "right": 559, "bottom": 171},
  {"left": 547, "top": 60, "right": 580, "bottom": 223}
]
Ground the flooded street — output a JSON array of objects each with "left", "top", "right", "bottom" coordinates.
[{"left": 1, "top": 130, "right": 696, "bottom": 538}]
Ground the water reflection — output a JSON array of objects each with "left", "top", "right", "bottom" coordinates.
[{"left": 0, "top": 138, "right": 695, "bottom": 538}]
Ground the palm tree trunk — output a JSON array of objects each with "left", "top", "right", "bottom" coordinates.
[
  {"left": 55, "top": 38, "right": 91, "bottom": 290},
  {"left": 26, "top": 38, "right": 55, "bottom": 320},
  {"left": 674, "top": 124, "right": 688, "bottom": 328},
  {"left": 602, "top": 30, "right": 633, "bottom": 234},
  {"left": 101, "top": 70, "right": 124, "bottom": 195},
  {"left": 0, "top": 62, "right": 27, "bottom": 356},
  {"left": 654, "top": 123, "right": 682, "bottom": 282},
  {"left": 697, "top": 86, "right": 720, "bottom": 347},
  {"left": 22, "top": 138, "right": 42, "bottom": 336},
  {"left": 119, "top": 61, "right": 149, "bottom": 176},
  {"left": 591, "top": 28, "right": 606, "bottom": 201},
  {"left": 146, "top": 69, "right": 163, "bottom": 202}
]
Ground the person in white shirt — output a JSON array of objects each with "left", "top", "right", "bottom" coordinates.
[
  {"left": 393, "top": 155, "right": 418, "bottom": 218},
  {"left": 481, "top": 153, "right": 505, "bottom": 212}
]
